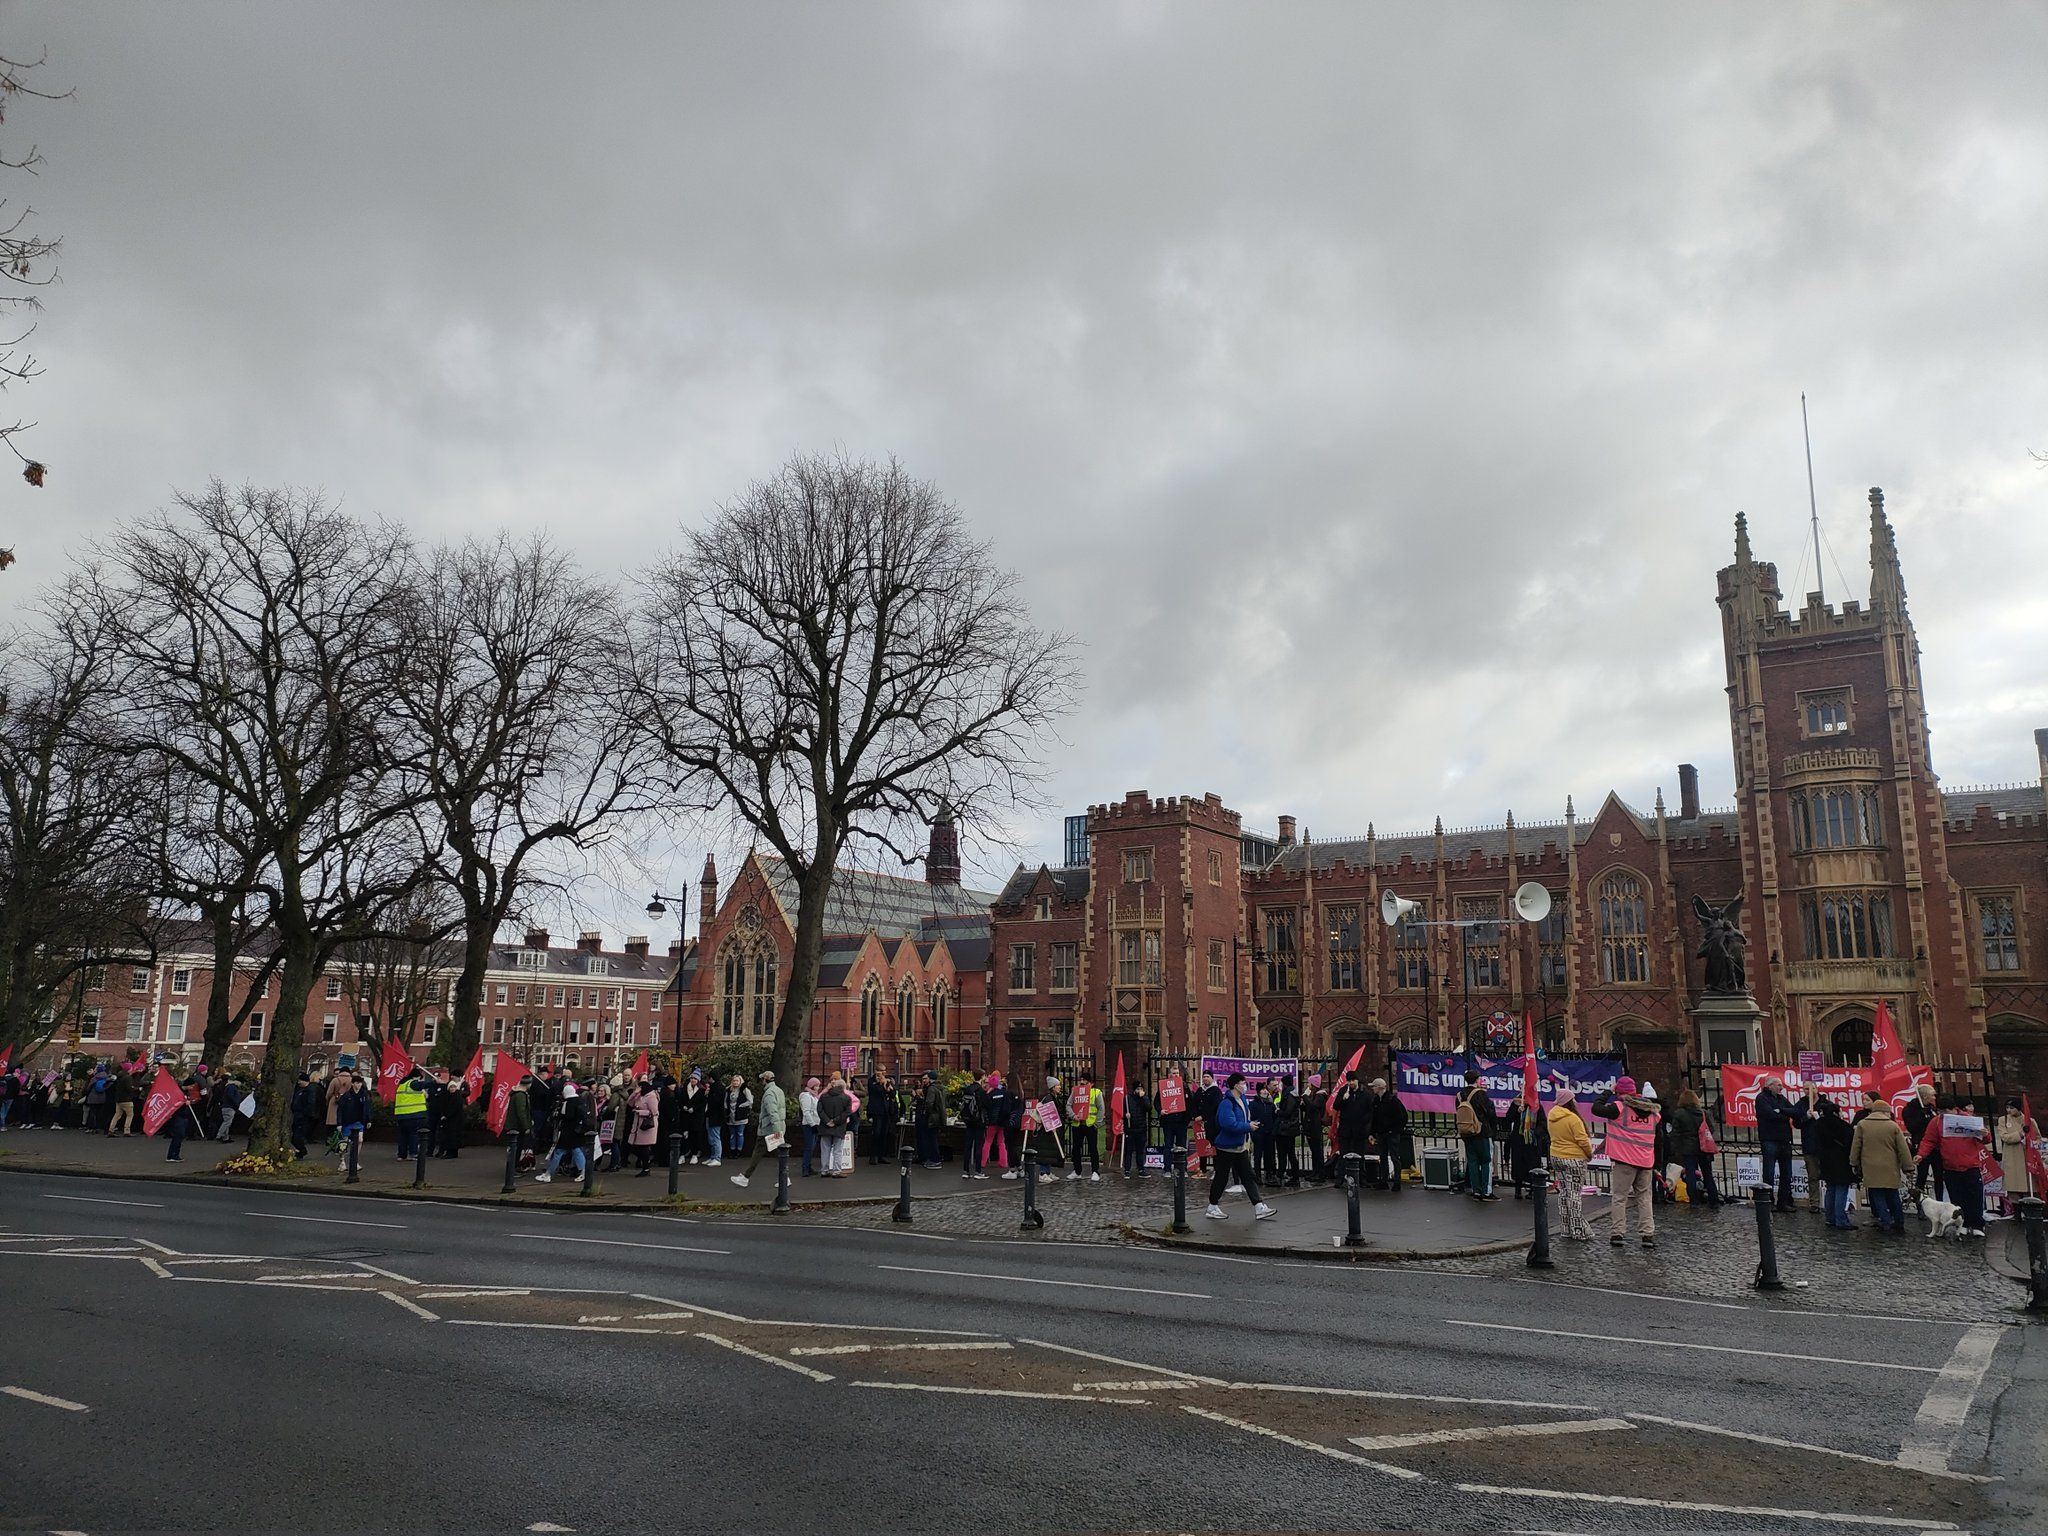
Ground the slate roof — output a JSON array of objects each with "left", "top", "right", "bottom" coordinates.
[
  {"left": 1260, "top": 803, "right": 1742, "bottom": 875},
  {"left": 759, "top": 853, "right": 997, "bottom": 935},
  {"left": 1942, "top": 785, "right": 2046, "bottom": 820},
  {"left": 995, "top": 864, "right": 1091, "bottom": 907}
]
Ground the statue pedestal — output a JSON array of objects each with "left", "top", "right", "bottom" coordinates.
[{"left": 1691, "top": 994, "right": 1765, "bottom": 1064}]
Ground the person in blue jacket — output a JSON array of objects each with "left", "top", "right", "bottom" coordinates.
[{"left": 1205, "top": 1073, "right": 1276, "bottom": 1222}]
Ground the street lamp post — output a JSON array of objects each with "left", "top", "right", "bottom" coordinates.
[
  {"left": 1230, "top": 937, "right": 1268, "bottom": 1052},
  {"left": 645, "top": 892, "right": 689, "bottom": 1058}
]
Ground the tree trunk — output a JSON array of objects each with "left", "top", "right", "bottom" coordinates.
[
  {"left": 249, "top": 928, "right": 315, "bottom": 1159},
  {"left": 449, "top": 917, "right": 492, "bottom": 1068},
  {"left": 768, "top": 842, "right": 838, "bottom": 1095},
  {"left": 199, "top": 901, "right": 238, "bottom": 1073}
]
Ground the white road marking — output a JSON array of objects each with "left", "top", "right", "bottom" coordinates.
[
  {"left": 506, "top": 1233, "right": 729, "bottom": 1257},
  {"left": 527, "top": 1524, "right": 576, "bottom": 1532},
  {"left": 1228, "top": 1380, "right": 1598, "bottom": 1411},
  {"left": 418, "top": 1289, "right": 532, "bottom": 1299},
  {"left": 170, "top": 1276, "right": 367, "bottom": 1292},
  {"left": 242, "top": 1212, "right": 406, "bottom": 1230},
  {"left": 1181, "top": 1404, "right": 1426, "bottom": 1480},
  {"left": 380, "top": 1290, "right": 440, "bottom": 1322},
  {"left": 1451, "top": 1482, "right": 1958, "bottom": 1530},
  {"left": 42, "top": 1194, "right": 163, "bottom": 1208},
  {"left": 851, "top": 1380, "right": 1146, "bottom": 1405},
  {"left": 1350, "top": 1417, "right": 1632, "bottom": 1451},
  {"left": 629, "top": 1291, "right": 750, "bottom": 1324},
  {"left": 163, "top": 1257, "right": 266, "bottom": 1265},
  {"left": 577, "top": 1315, "right": 624, "bottom": 1324},
  {"left": 625, "top": 1212, "right": 700, "bottom": 1225},
  {"left": 449, "top": 1320, "right": 666, "bottom": 1335},
  {"left": 1449, "top": 1320, "right": 1939, "bottom": 1374},
  {"left": 1015, "top": 1337, "right": 1225, "bottom": 1385},
  {"left": 875, "top": 1264, "right": 1209, "bottom": 1300},
  {"left": 1628, "top": 1412, "right": 1997, "bottom": 1484},
  {"left": 631, "top": 1310, "right": 694, "bottom": 1320},
  {"left": 2, "top": 1385, "right": 89, "bottom": 1412},
  {"left": 45, "top": 1247, "right": 142, "bottom": 1255},
  {"left": 139, "top": 1257, "right": 172, "bottom": 1279},
  {"left": 248, "top": 1272, "right": 373, "bottom": 1282},
  {"left": 788, "top": 1341, "right": 1012, "bottom": 1357},
  {"left": 696, "top": 1331, "right": 834, "bottom": 1382},
  {"left": 352, "top": 1263, "right": 419, "bottom": 1286},
  {"left": 1516, "top": 1278, "right": 1749, "bottom": 1311},
  {"left": 1897, "top": 1324, "right": 2005, "bottom": 1474},
  {"left": 1070, "top": 1378, "right": 1197, "bottom": 1393}
]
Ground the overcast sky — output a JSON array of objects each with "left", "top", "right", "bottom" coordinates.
[{"left": 7, "top": 3, "right": 2047, "bottom": 936}]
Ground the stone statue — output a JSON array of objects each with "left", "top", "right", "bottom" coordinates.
[{"left": 1692, "top": 894, "right": 1748, "bottom": 994}]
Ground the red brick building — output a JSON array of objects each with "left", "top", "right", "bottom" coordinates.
[{"left": 992, "top": 491, "right": 2048, "bottom": 1099}]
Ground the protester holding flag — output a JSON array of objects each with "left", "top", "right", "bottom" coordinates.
[
  {"left": 143, "top": 1065, "right": 194, "bottom": 1161},
  {"left": 1122, "top": 1077, "right": 1151, "bottom": 1178},
  {"left": 436, "top": 1073, "right": 469, "bottom": 1158},
  {"left": 392, "top": 1066, "right": 431, "bottom": 1162},
  {"left": 1298, "top": 1074, "right": 1328, "bottom": 1182},
  {"left": 1546, "top": 1088, "right": 1596, "bottom": 1241}
]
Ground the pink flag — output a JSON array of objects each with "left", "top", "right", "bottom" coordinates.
[{"left": 142, "top": 1066, "right": 187, "bottom": 1136}]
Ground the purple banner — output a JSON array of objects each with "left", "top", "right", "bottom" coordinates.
[
  {"left": 1199, "top": 1055, "right": 1300, "bottom": 1088},
  {"left": 1392, "top": 1052, "right": 1625, "bottom": 1115}
]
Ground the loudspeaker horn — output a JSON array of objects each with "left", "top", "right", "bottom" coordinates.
[
  {"left": 1513, "top": 881, "right": 1553, "bottom": 924},
  {"left": 1380, "top": 889, "right": 1420, "bottom": 927}
]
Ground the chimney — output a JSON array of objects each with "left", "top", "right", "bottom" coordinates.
[
  {"left": 1678, "top": 763, "right": 1700, "bottom": 821},
  {"left": 624, "top": 935, "right": 649, "bottom": 958},
  {"left": 699, "top": 854, "right": 719, "bottom": 932},
  {"left": 926, "top": 804, "right": 961, "bottom": 888},
  {"left": 1277, "top": 815, "right": 1297, "bottom": 847},
  {"left": 576, "top": 930, "right": 603, "bottom": 954},
  {"left": 667, "top": 939, "right": 685, "bottom": 960},
  {"left": 523, "top": 927, "right": 550, "bottom": 952}
]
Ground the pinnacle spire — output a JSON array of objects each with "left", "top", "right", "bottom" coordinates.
[
  {"left": 1869, "top": 486, "right": 1907, "bottom": 617},
  {"left": 1734, "top": 510, "right": 1752, "bottom": 562}
]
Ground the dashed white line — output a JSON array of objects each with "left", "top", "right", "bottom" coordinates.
[
  {"left": 1181, "top": 1404, "right": 1425, "bottom": 1480},
  {"left": 1449, "top": 1320, "right": 1939, "bottom": 1374},
  {"left": 1016, "top": 1337, "right": 1224, "bottom": 1386},
  {"left": 42, "top": 1194, "right": 164, "bottom": 1208},
  {"left": 1451, "top": 1482, "right": 1957, "bottom": 1529},
  {"left": 696, "top": 1332, "right": 834, "bottom": 1382},
  {"left": 1897, "top": 1324, "right": 2005, "bottom": 1474},
  {"left": 1350, "top": 1417, "right": 1632, "bottom": 1451},
  {"left": 418, "top": 1288, "right": 531, "bottom": 1300},
  {"left": 875, "top": 1264, "right": 1209, "bottom": 1300},
  {"left": 242, "top": 1212, "right": 406, "bottom": 1230},
  {"left": 506, "top": 1234, "right": 729, "bottom": 1257},
  {"left": 449, "top": 1320, "right": 666, "bottom": 1336},
  {"left": 1227, "top": 1380, "right": 1598, "bottom": 1411},
  {"left": 1070, "top": 1378, "right": 1197, "bottom": 1393},
  {"left": 852, "top": 1380, "right": 1145, "bottom": 1405},
  {"left": 380, "top": 1290, "right": 441, "bottom": 1322},
  {"left": 788, "top": 1341, "right": 1013, "bottom": 1357},
  {"left": 2, "top": 1385, "right": 89, "bottom": 1412}
]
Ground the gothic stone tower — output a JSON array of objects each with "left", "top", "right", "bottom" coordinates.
[{"left": 1716, "top": 490, "right": 1973, "bottom": 1064}]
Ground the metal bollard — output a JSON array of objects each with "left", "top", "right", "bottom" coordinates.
[
  {"left": 1751, "top": 1184, "right": 1786, "bottom": 1291},
  {"left": 1171, "top": 1148, "right": 1191, "bottom": 1234},
  {"left": 412, "top": 1125, "right": 429, "bottom": 1190},
  {"left": 345, "top": 1129, "right": 360, "bottom": 1184},
  {"left": 1527, "top": 1160, "right": 1554, "bottom": 1270},
  {"left": 501, "top": 1130, "right": 519, "bottom": 1195},
  {"left": 1020, "top": 1155, "right": 1045, "bottom": 1230},
  {"left": 2020, "top": 1197, "right": 2048, "bottom": 1313},
  {"left": 668, "top": 1132, "right": 683, "bottom": 1197},
  {"left": 581, "top": 1131, "right": 599, "bottom": 1197},
  {"left": 894, "top": 1144, "right": 914, "bottom": 1223},
  {"left": 1341, "top": 1155, "right": 1365, "bottom": 1247},
  {"left": 771, "top": 1144, "right": 791, "bottom": 1215}
]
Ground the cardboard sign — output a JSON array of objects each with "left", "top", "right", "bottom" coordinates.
[
  {"left": 1157, "top": 1077, "right": 1187, "bottom": 1115},
  {"left": 1797, "top": 1050, "right": 1826, "bottom": 1080},
  {"left": 1037, "top": 1098, "right": 1063, "bottom": 1132},
  {"left": 1735, "top": 1153, "right": 1811, "bottom": 1200},
  {"left": 1069, "top": 1086, "right": 1090, "bottom": 1122},
  {"left": 839, "top": 1044, "right": 859, "bottom": 1075}
]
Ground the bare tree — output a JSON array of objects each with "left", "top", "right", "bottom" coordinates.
[
  {"left": 1, "top": 49, "right": 70, "bottom": 501},
  {"left": 391, "top": 534, "right": 659, "bottom": 1066},
  {"left": 331, "top": 883, "right": 464, "bottom": 1063},
  {"left": 632, "top": 454, "right": 1074, "bottom": 1092},
  {"left": 0, "top": 599, "right": 155, "bottom": 1058},
  {"left": 93, "top": 483, "right": 433, "bottom": 1157}
]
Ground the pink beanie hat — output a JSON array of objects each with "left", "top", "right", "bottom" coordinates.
[{"left": 1616, "top": 1075, "right": 1637, "bottom": 1096}]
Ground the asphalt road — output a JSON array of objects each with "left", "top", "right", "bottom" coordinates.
[{"left": 1, "top": 1168, "right": 2037, "bottom": 1535}]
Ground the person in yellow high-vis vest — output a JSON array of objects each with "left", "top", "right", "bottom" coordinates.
[
  {"left": 393, "top": 1071, "right": 429, "bottom": 1163},
  {"left": 1069, "top": 1074, "right": 1105, "bottom": 1182}
]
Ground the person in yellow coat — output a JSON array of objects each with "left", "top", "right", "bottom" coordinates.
[
  {"left": 1069, "top": 1073, "right": 1106, "bottom": 1182},
  {"left": 1545, "top": 1089, "right": 1597, "bottom": 1241}
]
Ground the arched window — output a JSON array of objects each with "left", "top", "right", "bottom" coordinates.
[
  {"left": 1597, "top": 872, "right": 1650, "bottom": 984},
  {"left": 751, "top": 948, "right": 777, "bottom": 1035},
  {"left": 930, "top": 984, "right": 949, "bottom": 1041},
  {"left": 1829, "top": 1017, "right": 1873, "bottom": 1066},
  {"left": 717, "top": 933, "right": 778, "bottom": 1038},
  {"left": 718, "top": 943, "right": 747, "bottom": 1037},
  {"left": 898, "top": 980, "right": 917, "bottom": 1038},
  {"left": 1265, "top": 1024, "right": 1302, "bottom": 1058},
  {"left": 859, "top": 977, "right": 881, "bottom": 1039}
]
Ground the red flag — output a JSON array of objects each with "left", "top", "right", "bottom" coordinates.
[
  {"left": 376, "top": 1039, "right": 415, "bottom": 1105},
  {"left": 1871, "top": 1000, "right": 1930, "bottom": 1112},
  {"left": 461, "top": 1047, "right": 487, "bottom": 1101},
  {"left": 1325, "top": 1041, "right": 1370, "bottom": 1127},
  {"left": 1110, "top": 1055, "right": 1127, "bottom": 1142},
  {"left": 629, "top": 1050, "right": 650, "bottom": 1081},
  {"left": 142, "top": 1066, "right": 187, "bottom": 1136},
  {"left": 1521, "top": 1009, "right": 1539, "bottom": 1110},
  {"left": 486, "top": 1055, "right": 533, "bottom": 1135},
  {"left": 0, "top": 1044, "right": 13, "bottom": 1074},
  {"left": 2023, "top": 1094, "right": 2048, "bottom": 1197}
]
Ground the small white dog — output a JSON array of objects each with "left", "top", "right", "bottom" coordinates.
[{"left": 1920, "top": 1196, "right": 1962, "bottom": 1239}]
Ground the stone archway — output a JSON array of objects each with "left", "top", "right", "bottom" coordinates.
[{"left": 1814, "top": 1002, "right": 1873, "bottom": 1066}]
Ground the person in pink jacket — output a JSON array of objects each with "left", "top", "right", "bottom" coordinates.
[{"left": 1592, "top": 1075, "right": 1662, "bottom": 1248}]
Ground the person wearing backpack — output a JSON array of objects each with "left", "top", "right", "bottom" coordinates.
[{"left": 1457, "top": 1072, "right": 1500, "bottom": 1201}]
